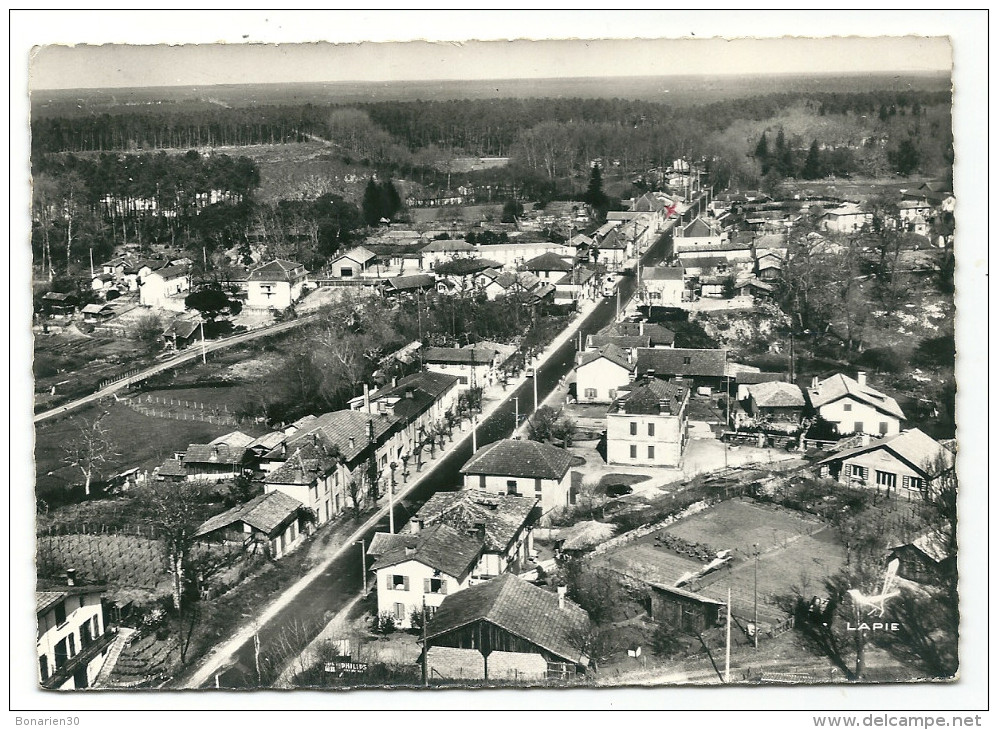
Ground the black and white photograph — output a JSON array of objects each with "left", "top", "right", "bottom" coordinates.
[{"left": 10, "top": 9, "right": 988, "bottom": 720}]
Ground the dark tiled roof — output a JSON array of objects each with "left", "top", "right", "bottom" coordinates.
[
  {"left": 612, "top": 378, "right": 689, "bottom": 416},
  {"left": 150, "top": 264, "right": 190, "bottom": 280},
  {"left": 280, "top": 410, "right": 399, "bottom": 464},
  {"left": 367, "top": 532, "right": 418, "bottom": 558},
  {"left": 747, "top": 381, "right": 806, "bottom": 408},
  {"left": 426, "top": 574, "right": 590, "bottom": 665},
  {"left": 384, "top": 274, "right": 436, "bottom": 290},
  {"left": 635, "top": 348, "right": 728, "bottom": 379},
  {"left": 369, "top": 522, "right": 484, "bottom": 580},
  {"left": 642, "top": 266, "right": 684, "bottom": 281},
  {"left": 249, "top": 259, "right": 307, "bottom": 282},
  {"left": 421, "top": 239, "right": 475, "bottom": 252},
  {"left": 735, "top": 371, "right": 788, "bottom": 386},
  {"left": 157, "top": 458, "right": 186, "bottom": 477},
  {"left": 578, "top": 344, "right": 634, "bottom": 372},
  {"left": 461, "top": 439, "right": 573, "bottom": 481},
  {"left": 423, "top": 347, "right": 497, "bottom": 365},
  {"left": 598, "top": 229, "right": 626, "bottom": 249},
  {"left": 265, "top": 441, "right": 340, "bottom": 486},
  {"left": 597, "top": 321, "right": 675, "bottom": 347},
  {"left": 588, "top": 334, "right": 651, "bottom": 350},
  {"left": 182, "top": 443, "right": 247, "bottom": 466},
  {"left": 817, "top": 428, "right": 953, "bottom": 474},
  {"left": 196, "top": 490, "right": 303, "bottom": 538},
  {"left": 522, "top": 252, "right": 573, "bottom": 273},
  {"left": 414, "top": 490, "right": 537, "bottom": 553},
  {"left": 163, "top": 319, "right": 200, "bottom": 339}
]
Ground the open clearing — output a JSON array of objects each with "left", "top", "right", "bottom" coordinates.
[{"left": 593, "top": 498, "right": 845, "bottom": 626}]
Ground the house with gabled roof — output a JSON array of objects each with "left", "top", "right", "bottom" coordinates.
[
  {"left": 36, "top": 574, "right": 114, "bottom": 690},
  {"left": 816, "top": 428, "right": 954, "bottom": 497},
  {"left": 409, "top": 489, "right": 539, "bottom": 578},
  {"left": 807, "top": 372, "right": 905, "bottom": 437},
  {"left": 420, "top": 238, "right": 478, "bottom": 271},
  {"left": 329, "top": 246, "right": 377, "bottom": 279},
  {"left": 369, "top": 522, "right": 486, "bottom": 628},
  {"left": 461, "top": 439, "right": 575, "bottom": 517},
  {"left": 744, "top": 381, "right": 806, "bottom": 423},
  {"left": 607, "top": 376, "right": 691, "bottom": 468},
  {"left": 195, "top": 490, "right": 306, "bottom": 559},
  {"left": 264, "top": 439, "right": 344, "bottom": 525},
  {"left": 246, "top": 259, "right": 308, "bottom": 309},
  {"left": 424, "top": 573, "right": 591, "bottom": 673},
  {"left": 181, "top": 443, "right": 249, "bottom": 482},
  {"left": 423, "top": 347, "right": 499, "bottom": 390},
  {"left": 139, "top": 263, "right": 190, "bottom": 311},
  {"left": 522, "top": 252, "right": 574, "bottom": 281},
  {"left": 635, "top": 347, "right": 730, "bottom": 390},
  {"left": 592, "top": 228, "right": 631, "bottom": 272},
  {"left": 887, "top": 531, "right": 956, "bottom": 585},
  {"left": 575, "top": 344, "right": 636, "bottom": 404},
  {"left": 640, "top": 265, "right": 685, "bottom": 306}
]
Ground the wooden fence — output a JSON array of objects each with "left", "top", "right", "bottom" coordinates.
[{"left": 123, "top": 393, "right": 244, "bottom": 426}]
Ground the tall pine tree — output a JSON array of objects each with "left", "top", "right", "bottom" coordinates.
[
  {"left": 754, "top": 132, "right": 770, "bottom": 175},
  {"left": 362, "top": 178, "right": 383, "bottom": 226},
  {"left": 802, "top": 139, "right": 823, "bottom": 180}
]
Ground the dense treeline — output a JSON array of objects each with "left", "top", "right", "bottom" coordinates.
[
  {"left": 30, "top": 105, "right": 330, "bottom": 155},
  {"left": 32, "top": 90, "right": 950, "bottom": 159}
]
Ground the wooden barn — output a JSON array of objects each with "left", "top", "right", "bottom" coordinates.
[
  {"left": 424, "top": 573, "right": 591, "bottom": 679},
  {"left": 647, "top": 581, "right": 725, "bottom": 634}
]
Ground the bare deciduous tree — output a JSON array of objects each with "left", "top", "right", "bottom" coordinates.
[{"left": 62, "top": 409, "right": 118, "bottom": 496}]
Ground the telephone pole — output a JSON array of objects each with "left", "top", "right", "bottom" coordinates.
[
  {"left": 724, "top": 587, "right": 732, "bottom": 684},
  {"left": 753, "top": 544, "right": 760, "bottom": 649}
]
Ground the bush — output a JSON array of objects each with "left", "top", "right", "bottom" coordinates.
[
  {"left": 376, "top": 611, "right": 397, "bottom": 635},
  {"left": 652, "top": 622, "right": 684, "bottom": 658},
  {"left": 855, "top": 347, "right": 908, "bottom": 374}
]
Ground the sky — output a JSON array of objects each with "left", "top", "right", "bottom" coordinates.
[{"left": 23, "top": 12, "right": 954, "bottom": 90}]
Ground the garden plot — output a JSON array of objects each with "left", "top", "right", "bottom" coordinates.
[{"left": 593, "top": 498, "right": 846, "bottom": 627}]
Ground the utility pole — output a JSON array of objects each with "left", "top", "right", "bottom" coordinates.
[
  {"left": 356, "top": 540, "right": 367, "bottom": 595},
  {"left": 724, "top": 588, "right": 731, "bottom": 684},
  {"left": 753, "top": 544, "right": 760, "bottom": 650},
  {"left": 514, "top": 396, "right": 519, "bottom": 432},
  {"left": 254, "top": 631, "right": 261, "bottom": 686},
  {"left": 388, "top": 476, "right": 394, "bottom": 534},
  {"left": 472, "top": 415, "right": 478, "bottom": 453},
  {"left": 533, "top": 367, "right": 538, "bottom": 411},
  {"left": 422, "top": 598, "right": 429, "bottom": 687},
  {"left": 199, "top": 319, "right": 207, "bottom": 364},
  {"left": 89, "top": 247, "right": 94, "bottom": 278}
]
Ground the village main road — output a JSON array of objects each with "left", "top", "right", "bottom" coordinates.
[{"left": 32, "top": 314, "right": 319, "bottom": 424}]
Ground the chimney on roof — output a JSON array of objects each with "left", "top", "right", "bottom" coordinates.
[
  {"left": 311, "top": 432, "right": 318, "bottom": 447},
  {"left": 211, "top": 445, "right": 219, "bottom": 459},
  {"left": 349, "top": 437, "right": 356, "bottom": 451},
  {"left": 66, "top": 568, "right": 77, "bottom": 587},
  {"left": 856, "top": 371, "right": 867, "bottom": 387},
  {"left": 364, "top": 384, "right": 371, "bottom": 413},
  {"left": 557, "top": 585, "right": 567, "bottom": 609},
  {"left": 811, "top": 376, "right": 819, "bottom": 389},
  {"left": 392, "top": 376, "right": 398, "bottom": 388},
  {"left": 405, "top": 546, "right": 416, "bottom": 557},
  {"left": 639, "top": 321, "right": 644, "bottom": 336},
  {"left": 617, "top": 400, "right": 626, "bottom": 414},
  {"left": 658, "top": 399, "right": 670, "bottom": 415},
  {"left": 281, "top": 442, "right": 287, "bottom": 458},
  {"left": 474, "top": 521, "right": 487, "bottom": 540},
  {"left": 405, "top": 387, "right": 415, "bottom": 400}
]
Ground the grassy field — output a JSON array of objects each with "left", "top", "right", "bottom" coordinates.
[
  {"left": 594, "top": 498, "right": 845, "bottom": 627},
  {"left": 33, "top": 402, "right": 236, "bottom": 496}
]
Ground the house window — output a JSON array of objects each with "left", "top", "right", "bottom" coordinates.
[
  {"left": 843, "top": 403, "right": 852, "bottom": 412},
  {"left": 879, "top": 422, "right": 889, "bottom": 435},
  {"left": 54, "top": 601, "right": 67, "bottom": 627},
  {"left": 92, "top": 615, "right": 100, "bottom": 639},
  {"left": 341, "top": 267, "right": 354, "bottom": 278},
  {"left": 850, "top": 465, "right": 869, "bottom": 481},
  {"left": 535, "top": 479, "right": 543, "bottom": 494},
  {"left": 393, "top": 603, "right": 406, "bottom": 621},
  {"left": 648, "top": 445, "right": 655, "bottom": 459},
  {"left": 629, "top": 445, "right": 637, "bottom": 459},
  {"left": 608, "top": 389, "right": 617, "bottom": 400},
  {"left": 68, "top": 634, "right": 76, "bottom": 657},
  {"left": 683, "top": 357, "right": 691, "bottom": 365},
  {"left": 648, "top": 423, "right": 655, "bottom": 437},
  {"left": 506, "top": 480, "right": 518, "bottom": 495},
  {"left": 425, "top": 578, "right": 448, "bottom": 595},
  {"left": 876, "top": 471, "right": 897, "bottom": 490},
  {"left": 54, "top": 638, "right": 69, "bottom": 670},
  {"left": 390, "top": 575, "right": 410, "bottom": 591},
  {"left": 479, "top": 475, "right": 486, "bottom": 489},
  {"left": 629, "top": 422, "right": 638, "bottom": 436},
  {"left": 39, "top": 655, "right": 49, "bottom": 681},
  {"left": 584, "top": 388, "right": 597, "bottom": 399},
  {"left": 854, "top": 422, "right": 863, "bottom": 434},
  {"left": 902, "top": 475, "right": 925, "bottom": 492}
]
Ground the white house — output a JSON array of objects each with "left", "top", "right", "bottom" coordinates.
[
  {"left": 139, "top": 264, "right": 190, "bottom": 310},
  {"left": 460, "top": 439, "right": 575, "bottom": 517},
  {"left": 522, "top": 252, "right": 574, "bottom": 282},
  {"left": 640, "top": 265, "right": 685, "bottom": 306},
  {"left": 816, "top": 428, "right": 954, "bottom": 497},
  {"left": 328, "top": 246, "right": 377, "bottom": 279},
  {"left": 195, "top": 491, "right": 307, "bottom": 560},
  {"left": 263, "top": 439, "right": 343, "bottom": 526},
  {"left": 37, "top": 574, "right": 113, "bottom": 689},
  {"left": 807, "top": 372, "right": 906, "bottom": 437},
  {"left": 575, "top": 344, "right": 635, "bottom": 404},
  {"left": 246, "top": 259, "right": 308, "bottom": 309},
  {"left": 368, "top": 523, "right": 485, "bottom": 628},
  {"left": 821, "top": 203, "right": 872, "bottom": 233},
  {"left": 420, "top": 239, "right": 478, "bottom": 271},
  {"left": 422, "top": 347, "right": 498, "bottom": 389},
  {"left": 409, "top": 489, "right": 538, "bottom": 579},
  {"left": 606, "top": 377, "right": 691, "bottom": 468}
]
